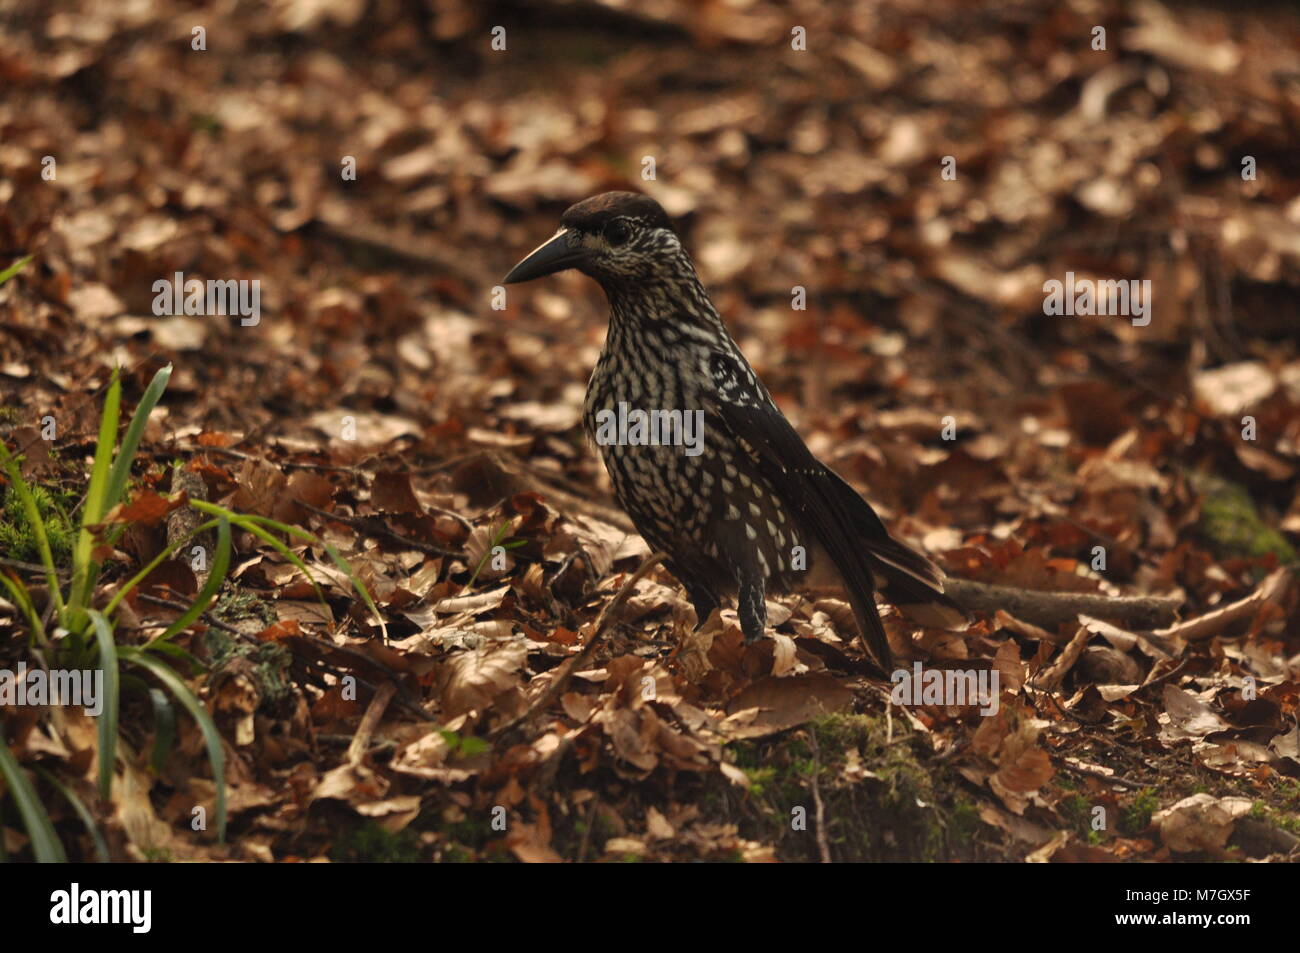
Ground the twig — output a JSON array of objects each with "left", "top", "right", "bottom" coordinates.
[
  {"left": 167, "top": 443, "right": 368, "bottom": 476},
  {"left": 284, "top": 637, "right": 432, "bottom": 721},
  {"left": 347, "top": 682, "right": 396, "bottom": 765},
  {"left": 1044, "top": 691, "right": 1093, "bottom": 725},
  {"left": 945, "top": 577, "right": 1182, "bottom": 630},
  {"left": 808, "top": 730, "right": 832, "bottom": 864},
  {"left": 308, "top": 214, "right": 491, "bottom": 286},
  {"left": 0, "top": 556, "right": 69, "bottom": 578},
  {"left": 1052, "top": 757, "right": 1146, "bottom": 790},
  {"left": 138, "top": 592, "right": 248, "bottom": 638},
  {"left": 294, "top": 498, "right": 462, "bottom": 558},
  {"left": 317, "top": 733, "right": 395, "bottom": 748},
  {"left": 1029, "top": 625, "right": 1089, "bottom": 692},
  {"left": 490, "top": 551, "right": 666, "bottom": 739}
]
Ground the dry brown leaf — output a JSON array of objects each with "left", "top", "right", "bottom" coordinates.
[
  {"left": 719, "top": 674, "right": 854, "bottom": 740},
  {"left": 1160, "top": 684, "right": 1230, "bottom": 742},
  {"left": 440, "top": 641, "right": 527, "bottom": 718},
  {"left": 1153, "top": 794, "right": 1253, "bottom": 854}
]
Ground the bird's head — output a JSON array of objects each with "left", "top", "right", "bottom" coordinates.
[{"left": 503, "top": 192, "right": 684, "bottom": 288}]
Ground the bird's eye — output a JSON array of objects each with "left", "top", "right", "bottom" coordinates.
[{"left": 605, "top": 221, "right": 631, "bottom": 246}]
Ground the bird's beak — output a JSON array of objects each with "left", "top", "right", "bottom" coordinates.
[{"left": 503, "top": 228, "right": 590, "bottom": 284}]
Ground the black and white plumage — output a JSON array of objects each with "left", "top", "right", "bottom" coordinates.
[{"left": 503, "top": 192, "right": 965, "bottom": 669}]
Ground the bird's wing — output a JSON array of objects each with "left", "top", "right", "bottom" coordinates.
[
  {"left": 705, "top": 351, "right": 965, "bottom": 666},
  {"left": 705, "top": 350, "right": 894, "bottom": 665}
]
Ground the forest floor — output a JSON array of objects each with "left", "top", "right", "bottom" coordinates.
[{"left": 1, "top": 0, "right": 1299, "bottom": 862}]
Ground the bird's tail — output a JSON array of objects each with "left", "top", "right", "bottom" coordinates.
[
  {"left": 822, "top": 471, "right": 969, "bottom": 646},
  {"left": 867, "top": 538, "right": 969, "bottom": 629}
]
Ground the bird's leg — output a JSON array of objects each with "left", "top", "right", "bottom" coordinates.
[
  {"left": 736, "top": 570, "right": 768, "bottom": 644},
  {"left": 666, "top": 558, "right": 719, "bottom": 631}
]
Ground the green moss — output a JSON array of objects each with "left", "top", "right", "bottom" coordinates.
[
  {"left": 213, "top": 589, "right": 277, "bottom": 626},
  {"left": 331, "top": 821, "right": 421, "bottom": 863},
  {"left": 1194, "top": 474, "right": 1296, "bottom": 564},
  {"left": 1277, "top": 780, "right": 1300, "bottom": 811},
  {"left": 949, "top": 798, "right": 982, "bottom": 848},
  {"left": 0, "top": 483, "right": 74, "bottom": 564},
  {"left": 742, "top": 766, "right": 778, "bottom": 797},
  {"left": 1057, "top": 794, "right": 1093, "bottom": 835},
  {"left": 413, "top": 807, "right": 506, "bottom": 862},
  {"left": 201, "top": 627, "right": 292, "bottom": 705},
  {"left": 1120, "top": 787, "right": 1159, "bottom": 835},
  {"left": 1251, "top": 800, "right": 1300, "bottom": 836},
  {"left": 723, "top": 713, "right": 994, "bottom": 862}
]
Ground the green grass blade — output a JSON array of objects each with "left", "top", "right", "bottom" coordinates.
[
  {"left": 468, "top": 519, "right": 515, "bottom": 588},
  {"left": 101, "top": 517, "right": 222, "bottom": 618},
  {"left": 36, "top": 768, "right": 110, "bottom": 862},
  {"left": 0, "top": 254, "right": 31, "bottom": 285},
  {"left": 147, "top": 688, "right": 176, "bottom": 774},
  {"left": 318, "top": 537, "right": 387, "bottom": 640},
  {"left": 118, "top": 648, "right": 226, "bottom": 842},
  {"left": 233, "top": 520, "right": 325, "bottom": 603},
  {"left": 189, "top": 500, "right": 386, "bottom": 638},
  {"left": 233, "top": 511, "right": 386, "bottom": 639},
  {"left": 155, "top": 516, "right": 230, "bottom": 642},
  {"left": 190, "top": 501, "right": 329, "bottom": 609},
  {"left": 86, "top": 610, "right": 120, "bottom": 800},
  {"left": 0, "top": 730, "right": 66, "bottom": 861},
  {"left": 141, "top": 639, "right": 204, "bottom": 670},
  {"left": 0, "top": 571, "right": 47, "bottom": 646},
  {"left": 104, "top": 364, "right": 171, "bottom": 519},
  {"left": 68, "top": 371, "right": 121, "bottom": 622}
]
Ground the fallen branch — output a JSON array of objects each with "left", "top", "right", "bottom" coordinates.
[{"left": 944, "top": 577, "right": 1182, "bottom": 631}]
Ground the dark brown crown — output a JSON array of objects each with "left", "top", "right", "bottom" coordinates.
[{"left": 560, "top": 192, "right": 673, "bottom": 233}]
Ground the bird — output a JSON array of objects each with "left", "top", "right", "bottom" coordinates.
[{"left": 503, "top": 191, "right": 966, "bottom": 670}]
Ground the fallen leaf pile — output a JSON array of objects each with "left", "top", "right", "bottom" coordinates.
[{"left": 0, "top": 0, "right": 1298, "bottom": 862}]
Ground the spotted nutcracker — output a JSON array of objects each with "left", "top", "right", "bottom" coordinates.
[{"left": 503, "top": 192, "right": 965, "bottom": 669}]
